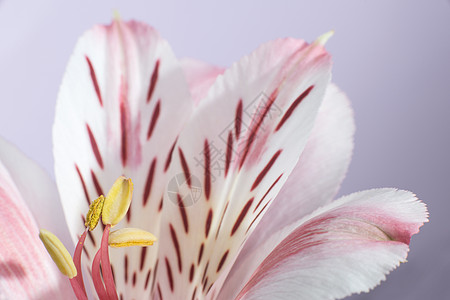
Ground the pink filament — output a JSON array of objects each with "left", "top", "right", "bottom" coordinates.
[
  {"left": 92, "top": 249, "right": 108, "bottom": 300},
  {"left": 73, "top": 230, "right": 87, "bottom": 295},
  {"left": 101, "top": 224, "right": 118, "bottom": 300},
  {"left": 69, "top": 278, "right": 88, "bottom": 300}
]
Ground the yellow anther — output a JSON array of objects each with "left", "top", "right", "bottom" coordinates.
[
  {"left": 102, "top": 176, "right": 133, "bottom": 226},
  {"left": 39, "top": 229, "right": 77, "bottom": 279},
  {"left": 108, "top": 228, "right": 157, "bottom": 248},
  {"left": 85, "top": 195, "right": 105, "bottom": 231}
]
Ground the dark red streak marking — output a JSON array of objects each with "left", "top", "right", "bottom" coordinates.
[
  {"left": 75, "top": 164, "right": 90, "bottom": 205},
  {"left": 126, "top": 206, "right": 131, "bottom": 222},
  {"left": 254, "top": 173, "right": 283, "bottom": 212},
  {"left": 275, "top": 85, "right": 314, "bottom": 131},
  {"left": 231, "top": 198, "right": 254, "bottom": 236},
  {"left": 144, "top": 269, "right": 151, "bottom": 289},
  {"left": 247, "top": 200, "right": 271, "bottom": 234},
  {"left": 132, "top": 272, "right": 137, "bottom": 287},
  {"left": 205, "top": 209, "right": 213, "bottom": 238},
  {"left": 158, "top": 197, "right": 163, "bottom": 212},
  {"left": 151, "top": 260, "right": 159, "bottom": 292},
  {"left": 235, "top": 100, "right": 243, "bottom": 138},
  {"left": 178, "top": 148, "right": 191, "bottom": 187},
  {"left": 82, "top": 245, "right": 90, "bottom": 260},
  {"left": 189, "top": 264, "right": 195, "bottom": 282},
  {"left": 140, "top": 247, "right": 147, "bottom": 271},
  {"left": 147, "top": 100, "right": 161, "bottom": 140},
  {"left": 164, "top": 140, "right": 177, "bottom": 172},
  {"left": 177, "top": 194, "right": 189, "bottom": 233},
  {"left": 225, "top": 131, "right": 233, "bottom": 177},
  {"left": 157, "top": 283, "right": 163, "bottom": 300},
  {"left": 204, "top": 139, "right": 211, "bottom": 200},
  {"left": 201, "top": 262, "right": 209, "bottom": 283},
  {"left": 85, "top": 56, "right": 103, "bottom": 106},
  {"left": 143, "top": 158, "right": 157, "bottom": 206},
  {"left": 216, "top": 250, "right": 229, "bottom": 273},
  {"left": 165, "top": 257, "right": 174, "bottom": 292},
  {"left": 239, "top": 89, "right": 278, "bottom": 169},
  {"left": 86, "top": 230, "right": 96, "bottom": 247},
  {"left": 147, "top": 60, "right": 160, "bottom": 103},
  {"left": 124, "top": 255, "right": 129, "bottom": 283},
  {"left": 90, "top": 170, "right": 103, "bottom": 196},
  {"left": 120, "top": 101, "right": 128, "bottom": 167},
  {"left": 86, "top": 124, "right": 104, "bottom": 169},
  {"left": 191, "top": 287, "right": 197, "bottom": 300},
  {"left": 215, "top": 202, "right": 229, "bottom": 239},
  {"left": 250, "top": 150, "right": 282, "bottom": 191},
  {"left": 202, "top": 277, "right": 208, "bottom": 292},
  {"left": 169, "top": 224, "right": 182, "bottom": 273},
  {"left": 198, "top": 243, "right": 204, "bottom": 265}
]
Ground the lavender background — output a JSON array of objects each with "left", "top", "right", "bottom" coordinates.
[{"left": 0, "top": 1, "right": 448, "bottom": 299}]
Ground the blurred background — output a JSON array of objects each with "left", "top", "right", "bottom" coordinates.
[{"left": 0, "top": 1, "right": 448, "bottom": 299}]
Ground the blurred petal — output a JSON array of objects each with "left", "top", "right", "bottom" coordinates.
[
  {"left": 155, "top": 38, "right": 332, "bottom": 298},
  {"left": 0, "top": 137, "right": 72, "bottom": 246},
  {"left": 53, "top": 19, "right": 193, "bottom": 297},
  {"left": 0, "top": 138, "right": 73, "bottom": 299},
  {"left": 180, "top": 58, "right": 225, "bottom": 104},
  {"left": 234, "top": 189, "right": 427, "bottom": 300},
  {"left": 222, "top": 83, "right": 355, "bottom": 294}
]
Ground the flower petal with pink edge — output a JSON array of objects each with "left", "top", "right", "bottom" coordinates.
[
  {"left": 180, "top": 58, "right": 225, "bottom": 105},
  {"left": 53, "top": 19, "right": 193, "bottom": 298},
  {"left": 0, "top": 138, "right": 72, "bottom": 247},
  {"left": 0, "top": 137, "right": 73, "bottom": 299},
  {"left": 232, "top": 189, "right": 427, "bottom": 300},
  {"left": 154, "top": 38, "right": 331, "bottom": 299},
  {"left": 221, "top": 83, "right": 355, "bottom": 295}
]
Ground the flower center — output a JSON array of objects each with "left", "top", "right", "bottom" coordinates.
[{"left": 39, "top": 176, "right": 157, "bottom": 300}]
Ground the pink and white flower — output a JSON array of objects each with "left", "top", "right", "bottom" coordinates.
[{"left": 0, "top": 19, "right": 427, "bottom": 300}]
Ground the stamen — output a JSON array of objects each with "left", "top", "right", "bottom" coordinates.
[
  {"left": 102, "top": 176, "right": 133, "bottom": 226},
  {"left": 39, "top": 229, "right": 77, "bottom": 278},
  {"left": 101, "top": 224, "right": 118, "bottom": 300},
  {"left": 92, "top": 248, "right": 108, "bottom": 300},
  {"left": 109, "top": 228, "right": 157, "bottom": 248},
  {"left": 85, "top": 195, "right": 105, "bottom": 231},
  {"left": 72, "top": 230, "right": 88, "bottom": 296}
]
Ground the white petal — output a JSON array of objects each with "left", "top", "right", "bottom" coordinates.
[
  {"left": 221, "top": 83, "right": 355, "bottom": 296},
  {"left": 53, "top": 19, "right": 193, "bottom": 297},
  {"left": 233, "top": 189, "right": 427, "bottom": 300},
  {"left": 154, "top": 38, "right": 332, "bottom": 299}
]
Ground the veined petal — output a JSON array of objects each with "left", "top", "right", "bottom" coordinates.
[
  {"left": 155, "top": 38, "right": 331, "bottom": 299},
  {"left": 234, "top": 189, "right": 427, "bottom": 300},
  {"left": 180, "top": 58, "right": 225, "bottom": 105},
  {"left": 0, "top": 138, "right": 73, "bottom": 299},
  {"left": 0, "top": 137, "right": 72, "bottom": 247},
  {"left": 222, "top": 83, "right": 355, "bottom": 295},
  {"left": 53, "top": 19, "right": 193, "bottom": 298}
]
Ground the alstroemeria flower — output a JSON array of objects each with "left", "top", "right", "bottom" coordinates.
[{"left": 0, "top": 19, "right": 427, "bottom": 300}]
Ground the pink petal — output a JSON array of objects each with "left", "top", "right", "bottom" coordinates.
[
  {"left": 180, "top": 58, "right": 225, "bottom": 105},
  {"left": 154, "top": 38, "right": 332, "bottom": 299},
  {"left": 0, "top": 137, "right": 73, "bottom": 299},
  {"left": 221, "top": 83, "right": 355, "bottom": 294},
  {"left": 232, "top": 189, "right": 427, "bottom": 300},
  {"left": 53, "top": 19, "right": 193, "bottom": 297}
]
